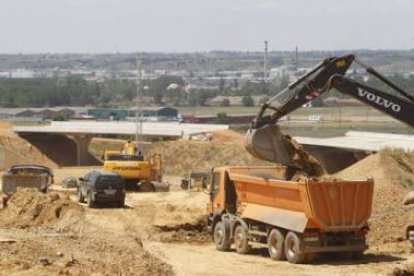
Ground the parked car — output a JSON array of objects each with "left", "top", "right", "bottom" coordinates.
[
  {"left": 77, "top": 171, "right": 125, "bottom": 208},
  {"left": 62, "top": 177, "right": 78, "bottom": 188}
]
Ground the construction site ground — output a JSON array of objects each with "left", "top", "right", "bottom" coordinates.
[{"left": 1, "top": 123, "right": 414, "bottom": 275}]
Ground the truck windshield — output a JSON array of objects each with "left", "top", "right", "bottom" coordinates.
[
  {"left": 211, "top": 173, "right": 220, "bottom": 193},
  {"left": 106, "top": 154, "right": 144, "bottom": 161}
]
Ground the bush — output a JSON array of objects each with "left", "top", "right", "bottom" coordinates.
[{"left": 242, "top": 95, "right": 254, "bottom": 107}]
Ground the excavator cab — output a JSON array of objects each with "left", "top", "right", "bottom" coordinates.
[{"left": 245, "top": 55, "right": 355, "bottom": 168}]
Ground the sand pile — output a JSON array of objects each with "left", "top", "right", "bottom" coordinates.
[
  {"left": 151, "top": 138, "right": 270, "bottom": 177},
  {"left": 0, "top": 124, "right": 57, "bottom": 169},
  {"left": 0, "top": 188, "right": 83, "bottom": 230},
  {"left": 336, "top": 150, "right": 414, "bottom": 245}
]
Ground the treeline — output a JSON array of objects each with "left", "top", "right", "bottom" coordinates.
[
  {"left": 0, "top": 74, "right": 413, "bottom": 108},
  {"left": 0, "top": 76, "right": 136, "bottom": 108}
]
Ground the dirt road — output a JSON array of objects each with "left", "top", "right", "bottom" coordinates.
[
  {"left": 0, "top": 188, "right": 413, "bottom": 276},
  {"left": 81, "top": 191, "right": 414, "bottom": 276}
]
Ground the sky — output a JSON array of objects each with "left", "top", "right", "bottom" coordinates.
[{"left": 1, "top": 0, "right": 413, "bottom": 53}]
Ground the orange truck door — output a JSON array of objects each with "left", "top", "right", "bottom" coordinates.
[{"left": 209, "top": 171, "right": 225, "bottom": 214}]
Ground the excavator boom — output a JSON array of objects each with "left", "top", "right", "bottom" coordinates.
[{"left": 245, "top": 54, "right": 414, "bottom": 171}]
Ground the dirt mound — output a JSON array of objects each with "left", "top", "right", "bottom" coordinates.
[
  {"left": 155, "top": 217, "right": 210, "bottom": 244},
  {"left": 211, "top": 130, "right": 245, "bottom": 145},
  {"left": 0, "top": 188, "right": 83, "bottom": 230},
  {"left": 336, "top": 150, "right": 414, "bottom": 245},
  {"left": 150, "top": 139, "right": 270, "bottom": 177},
  {"left": 392, "top": 264, "right": 414, "bottom": 276},
  {"left": 0, "top": 188, "right": 175, "bottom": 275},
  {"left": 0, "top": 127, "right": 57, "bottom": 170}
]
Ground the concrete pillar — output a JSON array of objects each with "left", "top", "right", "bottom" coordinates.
[{"left": 70, "top": 135, "right": 92, "bottom": 166}]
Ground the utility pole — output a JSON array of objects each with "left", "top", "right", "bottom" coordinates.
[
  {"left": 264, "top": 40, "right": 268, "bottom": 83},
  {"left": 135, "top": 53, "right": 143, "bottom": 149}
]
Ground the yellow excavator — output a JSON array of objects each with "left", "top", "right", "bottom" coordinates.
[{"left": 102, "top": 141, "right": 169, "bottom": 192}]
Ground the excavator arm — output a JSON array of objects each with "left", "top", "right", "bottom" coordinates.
[
  {"left": 245, "top": 54, "right": 414, "bottom": 169},
  {"left": 331, "top": 73, "right": 414, "bottom": 128}
]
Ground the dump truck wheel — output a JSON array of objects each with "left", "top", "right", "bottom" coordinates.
[
  {"left": 118, "top": 200, "right": 125, "bottom": 208},
  {"left": 140, "top": 182, "right": 155, "bottom": 192},
  {"left": 284, "top": 231, "right": 306, "bottom": 264},
  {"left": 267, "top": 229, "right": 286, "bottom": 261},
  {"left": 351, "top": 251, "right": 364, "bottom": 260},
  {"left": 234, "top": 225, "right": 251, "bottom": 254},
  {"left": 77, "top": 189, "right": 84, "bottom": 203},
  {"left": 214, "top": 221, "right": 230, "bottom": 251}
]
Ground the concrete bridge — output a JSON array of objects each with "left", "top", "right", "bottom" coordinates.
[{"left": 13, "top": 121, "right": 229, "bottom": 166}]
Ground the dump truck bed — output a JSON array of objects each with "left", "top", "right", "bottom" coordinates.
[
  {"left": 227, "top": 167, "right": 373, "bottom": 233},
  {"left": 2, "top": 174, "right": 48, "bottom": 194}
]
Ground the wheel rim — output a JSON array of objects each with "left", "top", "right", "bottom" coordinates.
[
  {"left": 286, "top": 237, "right": 296, "bottom": 258},
  {"left": 235, "top": 228, "right": 243, "bottom": 249},
  {"left": 214, "top": 226, "right": 224, "bottom": 246},
  {"left": 269, "top": 235, "right": 279, "bottom": 255}
]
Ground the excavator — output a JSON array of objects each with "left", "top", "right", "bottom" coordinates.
[
  {"left": 102, "top": 141, "right": 169, "bottom": 192},
  {"left": 245, "top": 54, "right": 414, "bottom": 172}
]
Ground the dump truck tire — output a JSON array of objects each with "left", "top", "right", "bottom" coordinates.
[
  {"left": 234, "top": 225, "right": 251, "bottom": 254},
  {"left": 77, "top": 189, "right": 84, "bottom": 203},
  {"left": 284, "top": 231, "right": 306, "bottom": 264},
  {"left": 267, "top": 229, "right": 286, "bottom": 261},
  {"left": 351, "top": 251, "right": 364, "bottom": 260},
  {"left": 214, "top": 221, "right": 230, "bottom": 251},
  {"left": 118, "top": 200, "right": 125, "bottom": 208},
  {"left": 140, "top": 182, "right": 155, "bottom": 192}
]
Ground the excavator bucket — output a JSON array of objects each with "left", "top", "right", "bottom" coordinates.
[
  {"left": 245, "top": 124, "right": 293, "bottom": 165},
  {"left": 245, "top": 124, "right": 325, "bottom": 177}
]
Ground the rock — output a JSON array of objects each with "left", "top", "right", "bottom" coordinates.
[
  {"left": 403, "top": 191, "right": 414, "bottom": 205},
  {"left": 37, "top": 257, "right": 51, "bottom": 266}
]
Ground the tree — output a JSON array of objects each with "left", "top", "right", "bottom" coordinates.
[
  {"left": 220, "top": 98, "right": 230, "bottom": 106},
  {"left": 242, "top": 95, "right": 254, "bottom": 107},
  {"left": 216, "top": 112, "right": 229, "bottom": 124},
  {"left": 147, "top": 75, "right": 185, "bottom": 105}
]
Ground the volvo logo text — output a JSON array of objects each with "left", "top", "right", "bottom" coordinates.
[{"left": 358, "top": 88, "right": 401, "bottom": 112}]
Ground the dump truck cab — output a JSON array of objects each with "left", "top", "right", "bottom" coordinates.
[{"left": 207, "top": 166, "right": 373, "bottom": 264}]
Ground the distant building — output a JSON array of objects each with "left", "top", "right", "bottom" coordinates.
[{"left": 89, "top": 107, "right": 178, "bottom": 121}]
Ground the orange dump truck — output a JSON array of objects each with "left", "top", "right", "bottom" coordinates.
[{"left": 207, "top": 166, "right": 374, "bottom": 264}]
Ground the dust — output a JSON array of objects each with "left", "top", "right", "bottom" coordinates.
[{"left": 283, "top": 135, "right": 325, "bottom": 177}]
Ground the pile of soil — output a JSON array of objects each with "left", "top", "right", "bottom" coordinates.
[
  {"left": 155, "top": 218, "right": 210, "bottom": 244},
  {"left": 0, "top": 188, "right": 83, "bottom": 230},
  {"left": 335, "top": 150, "right": 414, "bottom": 245},
  {"left": 0, "top": 123, "right": 57, "bottom": 170},
  {"left": 0, "top": 188, "right": 175, "bottom": 275},
  {"left": 150, "top": 132, "right": 270, "bottom": 177},
  {"left": 124, "top": 191, "right": 210, "bottom": 244}
]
